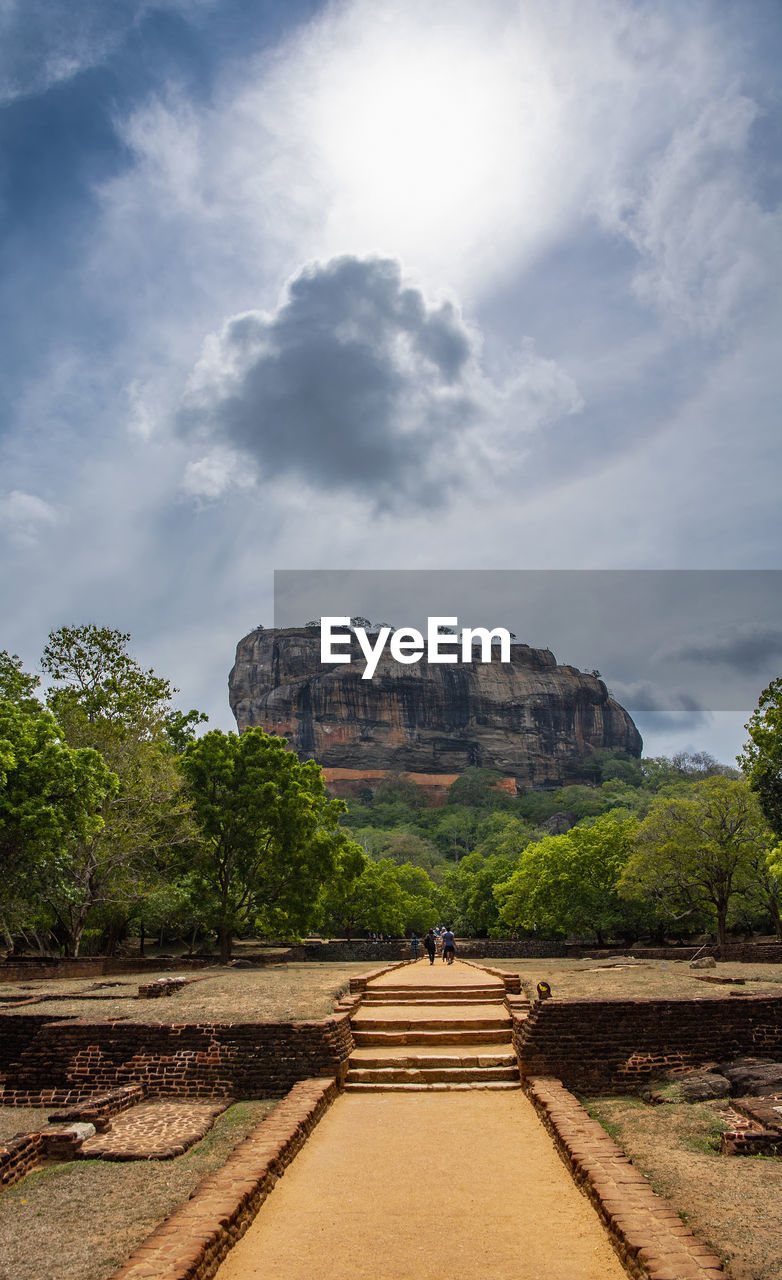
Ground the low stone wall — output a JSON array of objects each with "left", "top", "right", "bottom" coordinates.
[
  {"left": 0, "top": 957, "right": 216, "bottom": 983},
  {"left": 526, "top": 1076, "right": 726, "bottom": 1279},
  {"left": 49, "top": 1082, "right": 146, "bottom": 1130},
  {"left": 111, "top": 1077, "right": 338, "bottom": 1280},
  {"left": 0, "top": 1013, "right": 354, "bottom": 1106},
  {"left": 514, "top": 995, "right": 782, "bottom": 1092},
  {"left": 4, "top": 941, "right": 780, "bottom": 978},
  {"left": 0, "top": 1130, "right": 45, "bottom": 1191}
]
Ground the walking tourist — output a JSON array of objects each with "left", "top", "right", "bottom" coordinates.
[
  {"left": 424, "top": 929, "right": 436, "bottom": 964},
  {"left": 442, "top": 927, "right": 456, "bottom": 964},
  {"left": 411, "top": 934, "right": 420, "bottom": 960}
]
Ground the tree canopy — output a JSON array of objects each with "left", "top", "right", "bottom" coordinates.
[
  {"left": 740, "top": 676, "right": 782, "bottom": 840},
  {"left": 495, "top": 812, "right": 639, "bottom": 944},
  {"left": 620, "top": 776, "right": 773, "bottom": 946},
  {"left": 180, "top": 727, "right": 356, "bottom": 961}
]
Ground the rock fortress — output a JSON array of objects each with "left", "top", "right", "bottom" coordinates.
[{"left": 228, "top": 622, "right": 642, "bottom": 799}]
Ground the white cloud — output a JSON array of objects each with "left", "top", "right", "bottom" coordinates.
[
  {"left": 182, "top": 448, "right": 256, "bottom": 501},
  {"left": 0, "top": 490, "right": 59, "bottom": 546},
  {"left": 598, "top": 93, "right": 781, "bottom": 332}
]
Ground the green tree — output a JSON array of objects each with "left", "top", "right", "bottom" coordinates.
[
  {"left": 0, "top": 695, "right": 118, "bottom": 952},
  {"left": 620, "top": 776, "right": 772, "bottom": 947},
  {"left": 447, "top": 767, "right": 510, "bottom": 809},
  {"left": 740, "top": 676, "right": 782, "bottom": 839},
  {"left": 181, "top": 728, "right": 352, "bottom": 961},
  {"left": 444, "top": 850, "right": 521, "bottom": 936},
  {"left": 0, "top": 650, "right": 41, "bottom": 706},
  {"left": 38, "top": 625, "right": 199, "bottom": 954},
  {"left": 495, "top": 813, "right": 639, "bottom": 945}
]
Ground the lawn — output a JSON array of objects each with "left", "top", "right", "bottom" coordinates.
[
  {"left": 0, "top": 1100, "right": 276, "bottom": 1280},
  {"left": 0, "top": 962, "right": 374, "bottom": 1023},
  {"left": 487, "top": 957, "right": 782, "bottom": 1001},
  {"left": 584, "top": 1094, "right": 782, "bottom": 1280}
]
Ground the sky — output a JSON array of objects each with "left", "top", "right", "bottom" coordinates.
[{"left": 1, "top": 0, "right": 781, "bottom": 763}]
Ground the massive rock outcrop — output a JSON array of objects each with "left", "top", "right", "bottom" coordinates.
[{"left": 228, "top": 627, "right": 642, "bottom": 795}]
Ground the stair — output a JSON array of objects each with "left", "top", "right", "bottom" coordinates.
[{"left": 345, "top": 967, "right": 520, "bottom": 1092}]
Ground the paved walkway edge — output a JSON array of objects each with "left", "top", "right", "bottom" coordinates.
[
  {"left": 525, "top": 1076, "right": 728, "bottom": 1280},
  {"left": 109, "top": 1078, "right": 339, "bottom": 1280}
]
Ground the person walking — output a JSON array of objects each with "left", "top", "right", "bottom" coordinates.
[
  {"left": 411, "top": 934, "right": 420, "bottom": 960},
  {"left": 423, "top": 929, "right": 436, "bottom": 965},
  {"left": 442, "top": 927, "right": 456, "bottom": 965}
]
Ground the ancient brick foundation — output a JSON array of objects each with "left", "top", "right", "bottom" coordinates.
[
  {"left": 0, "top": 1131, "right": 45, "bottom": 1190},
  {"left": 514, "top": 995, "right": 782, "bottom": 1092},
  {"left": 110, "top": 1078, "right": 339, "bottom": 1280},
  {"left": 526, "top": 1077, "right": 726, "bottom": 1278},
  {"left": 0, "top": 1013, "right": 354, "bottom": 1105},
  {"left": 0, "top": 957, "right": 216, "bottom": 982}
]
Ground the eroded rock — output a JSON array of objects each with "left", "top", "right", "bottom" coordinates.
[{"left": 229, "top": 627, "right": 642, "bottom": 791}]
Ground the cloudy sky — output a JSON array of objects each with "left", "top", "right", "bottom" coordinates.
[{"left": 2, "top": 0, "right": 781, "bottom": 761}]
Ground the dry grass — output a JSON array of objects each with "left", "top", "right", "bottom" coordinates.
[
  {"left": 489, "top": 957, "right": 782, "bottom": 1001},
  {"left": 0, "top": 962, "right": 374, "bottom": 1023},
  {"left": 583, "top": 1095, "right": 782, "bottom": 1280},
  {"left": 0, "top": 1099, "right": 276, "bottom": 1280},
  {"left": 0, "top": 1106, "right": 53, "bottom": 1142}
]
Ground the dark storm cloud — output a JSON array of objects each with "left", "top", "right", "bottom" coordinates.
[
  {"left": 656, "top": 625, "right": 782, "bottom": 673},
  {"left": 178, "top": 256, "right": 479, "bottom": 504}
]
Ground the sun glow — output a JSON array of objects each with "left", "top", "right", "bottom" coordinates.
[{"left": 267, "top": 11, "right": 574, "bottom": 291}]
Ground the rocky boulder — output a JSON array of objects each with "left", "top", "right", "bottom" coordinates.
[{"left": 228, "top": 626, "right": 643, "bottom": 790}]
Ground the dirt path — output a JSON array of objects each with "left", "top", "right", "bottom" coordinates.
[{"left": 216, "top": 1090, "right": 627, "bottom": 1280}]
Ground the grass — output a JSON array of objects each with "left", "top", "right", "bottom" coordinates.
[
  {"left": 0, "top": 962, "right": 375, "bottom": 1023},
  {"left": 0, "top": 1106, "right": 53, "bottom": 1142},
  {"left": 583, "top": 1094, "right": 782, "bottom": 1280},
  {"left": 0, "top": 1100, "right": 276, "bottom": 1280},
  {"left": 489, "top": 957, "right": 782, "bottom": 1001}
]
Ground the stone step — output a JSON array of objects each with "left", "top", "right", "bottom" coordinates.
[
  {"left": 349, "top": 1052, "right": 517, "bottom": 1070},
  {"left": 345, "top": 1066, "right": 520, "bottom": 1085},
  {"left": 363, "top": 985, "right": 503, "bottom": 994},
  {"left": 351, "top": 1028, "right": 513, "bottom": 1047},
  {"left": 343, "top": 1080, "right": 522, "bottom": 1093},
  {"left": 352, "top": 1014, "right": 510, "bottom": 1031},
  {"left": 361, "top": 996, "right": 505, "bottom": 1007}
]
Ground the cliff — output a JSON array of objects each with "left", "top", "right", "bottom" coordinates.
[{"left": 228, "top": 627, "right": 642, "bottom": 794}]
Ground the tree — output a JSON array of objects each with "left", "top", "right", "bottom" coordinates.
[
  {"left": 620, "top": 776, "right": 772, "bottom": 947},
  {"left": 0, "top": 650, "right": 41, "bottom": 706},
  {"left": 495, "top": 813, "right": 639, "bottom": 945},
  {"left": 447, "top": 767, "right": 509, "bottom": 809},
  {"left": 740, "top": 676, "right": 782, "bottom": 838},
  {"left": 36, "top": 625, "right": 199, "bottom": 955},
  {"left": 319, "top": 854, "right": 416, "bottom": 939},
  {"left": 444, "top": 851, "right": 521, "bottom": 936},
  {"left": 180, "top": 728, "right": 352, "bottom": 961},
  {"left": 0, "top": 695, "right": 118, "bottom": 951}
]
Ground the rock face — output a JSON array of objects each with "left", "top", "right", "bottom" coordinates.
[{"left": 229, "top": 627, "right": 642, "bottom": 792}]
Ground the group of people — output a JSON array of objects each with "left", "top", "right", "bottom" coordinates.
[{"left": 411, "top": 926, "right": 456, "bottom": 964}]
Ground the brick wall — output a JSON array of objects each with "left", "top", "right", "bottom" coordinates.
[
  {"left": 0, "top": 1131, "right": 44, "bottom": 1190},
  {"left": 1, "top": 957, "right": 215, "bottom": 982},
  {"left": 0, "top": 1012, "right": 354, "bottom": 1105},
  {"left": 0, "top": 1013, "right": 62, "bottom": 1072},
  {"left": 514, "top": 994, "right": 782, "bottom": 1092}
]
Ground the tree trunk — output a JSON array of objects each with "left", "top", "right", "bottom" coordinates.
[
  {"left": 218, "top": 925, "right": 233, "bottom": 965},
  {"left": 139, "top": 920, "right": 145, "bottom": 957},
  {"left": 717, "top": 907, "right": 728, "bottom": 950}
]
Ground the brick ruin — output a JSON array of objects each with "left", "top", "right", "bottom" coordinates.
[{"left": 1, "top": 965, "right": 781, "bottom": 1280}]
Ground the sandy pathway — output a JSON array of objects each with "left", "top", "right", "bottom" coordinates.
[{"left": 216, "top": 1091, "right": 626, "bottom": 1280}]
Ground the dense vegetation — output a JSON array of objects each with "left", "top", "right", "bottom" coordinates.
[{"left": 1, "top": 627, "right": 780, "bottom": 958}]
